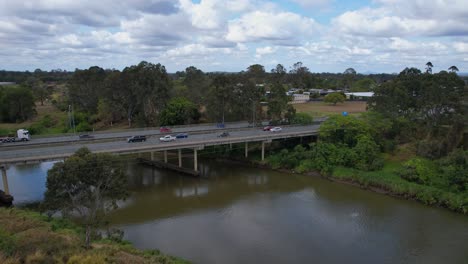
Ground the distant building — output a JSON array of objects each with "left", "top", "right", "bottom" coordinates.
[
  {"left": 0, "top": 82, "right": 15, "bottom": 86},
  {"left": 290, "top": 93, "right": 310, "bottom": 104},
  {"left": 345, "top": 92, "right": 374, "bottom": 100}
]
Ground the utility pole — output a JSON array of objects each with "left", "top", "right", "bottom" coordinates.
[{"left": 68, "top": 105, "right": 76, "bottom": 134}]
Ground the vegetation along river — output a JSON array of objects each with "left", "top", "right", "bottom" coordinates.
[{"left": 4, "top": 157, "right": 468, "bottom": 264}]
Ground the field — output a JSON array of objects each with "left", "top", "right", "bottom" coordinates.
[{"left": 293, "top": 101, "right": 367, "bottom": 117}]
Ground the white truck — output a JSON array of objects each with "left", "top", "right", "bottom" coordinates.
[{"left": 0, "top": 129, "right": 30, "bottom": 143}]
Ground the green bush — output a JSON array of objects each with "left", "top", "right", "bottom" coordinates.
[
  {"left": 0, "top": 229, "right": 16, "bottom": 256},
  {"left": 290, "top": 113, "right": 314, "bottom": 125},
  {"left": 353, "top": 135, "right": 383, "bottom": 171},
  {"left": 75, "top": 122, "right": 92, "bottom": 132}
]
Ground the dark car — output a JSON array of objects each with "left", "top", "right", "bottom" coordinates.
[
  {"left": 216, "top": 123, "right": 225, "bottom": 128},
  {"left": 176, "top": 133, "right": 188, "bottom": 138},
  {"left": 160, "top": 127, "right": 171, "bottom": 133},
  {"left": 78, "top": 134, "right": 94, "bottom": 139},
  {"left": 217, "top": 131, "right": 230, "bottom": 137},
  {"left": 127, "top": 135, "right": 146, "bottom": 143},
  {"left": 263, "top": 126, "right": 273, "bottom": 131}
]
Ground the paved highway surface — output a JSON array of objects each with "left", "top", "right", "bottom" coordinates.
[
  {"left": 0, "top": 121, "right": 252, "bottom": 147},
  {"left": 0, "top": 125, "right": 320, "bottom": 165}
]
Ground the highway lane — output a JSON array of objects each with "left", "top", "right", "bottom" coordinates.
[
  {"left": 0, "top": 125, "right": 320, "bottom": 164},
  {"left": 0, "top": 121, "right": 251, "bottom": 147},
  {"left": 0, "top": 118, "right": 328, "bottom": 148}
]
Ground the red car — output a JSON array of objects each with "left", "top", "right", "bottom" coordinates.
[
  {"left": 263, "top": 126, "right": 273, "bottom": 131},
  {"left": 160, "top": 127, "right": 172, "bottom": 133}
]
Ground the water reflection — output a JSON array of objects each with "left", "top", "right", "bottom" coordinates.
[{"left": 3, "top": 161, "right": 56, "bottom": 204}]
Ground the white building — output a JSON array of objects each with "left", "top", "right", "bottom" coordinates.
[{"left": 345, "top": 92, "right": 374, "bottom": 100}]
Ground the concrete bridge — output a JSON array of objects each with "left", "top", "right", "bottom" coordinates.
[{"left": 0, "top": 124, "right": 320, "bottom": 195}]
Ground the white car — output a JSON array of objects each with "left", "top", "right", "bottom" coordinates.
[
  {"left": 159, "top": 135, "right": 176, "bottom": 142},
  {"left": 270, "top": 127, "right": 282, "bottom": 132}
]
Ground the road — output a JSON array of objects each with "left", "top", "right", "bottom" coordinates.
[
  {"left": 0, "top": 125, "right": 320, "bottom": 165},
  {"left": 0, "top": 121, "right": 252, "bottom": 147}
]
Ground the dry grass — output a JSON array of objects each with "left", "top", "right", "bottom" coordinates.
[
  {"left": 0, "top": 103, "right": 67, "bottom": 134},
  {"left": 0, "top": 208, "right": 189, "bottom": 264},
  {"left": 294, "top": 101, "right": 367, "bottom": 117}
]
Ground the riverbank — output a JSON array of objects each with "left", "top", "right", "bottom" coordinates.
[
  {"left": 212, "top": 155, "right": 468, "bottom": 215},
  {"left": 0, "top": 208, "right": 189, "bottom": 264}
]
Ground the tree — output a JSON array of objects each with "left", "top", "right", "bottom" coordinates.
[
  {"left": 289, "top": 62, "right": 310, "bottom": 89},
  {"left": 0, "top": 85, "right": 36, "bottom": 122},
  {"left": 425, "top": 61, "right": 433, "bottom": 74},
  {"left": 246, "top": 64, "right": 266, "bottom": 84},
  {"left": 351, "top": 78, "right": 376, "bottom": 92},
  {"left": 267, "top": 82, "right": 289, "bottom": 120},
  {"left": 159, "top": 97, "right": 200, "bottom": 126},
  {"left": 24, "top": 77, "right": 53, "bottom": 106},
  {"left": 208, "top": 74, "right": 231, "bottom": 123},
  {"left": 368, "top": 67, "right": 466, "bottom": 157},
  {"left": 106, "top": 61, "right": 172, "bottom": 127},
  {"left": 344, "top": 68, "right": 357, "bottom": 75},
  {"left": 319, "top": 115, "right": 370, "bottom": 148},
  {"left": 68, "top": 66, "right": 107, "bottom": 113},
  {"left": 183, "top": 66, "right": 211, "bottom": 105},
  {"left": 448, "top": 66, "right": 459, "bottom": 73},
  {"left": 343, "top": 68, "right": 357, "bottom": 89},
  {"left": 43, "top": 147, "right": 128, "bottom": 248},
  {"left": 324, "top": 92, "right": 346, "bottom": 105}
]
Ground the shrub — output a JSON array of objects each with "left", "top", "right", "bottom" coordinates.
[
  {"left": 290, "top": 113, "right": 314, "bottom": 125},
  {"left": 353, "top": 135, "right": 383, "bottom": 171},
  {"left": 0, "top": 229, "right": 16, "bottom": 257},
  {"left": 324, "top": 92, "right": 346, "bottom": 105}
]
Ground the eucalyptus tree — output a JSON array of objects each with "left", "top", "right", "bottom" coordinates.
[{"left": 425, "top": 61, "right": 433, "bottom": 74}]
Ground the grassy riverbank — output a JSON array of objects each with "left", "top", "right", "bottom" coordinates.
[
  {"left": 330, "top": 159, "right": 468, "bottom": 214},
  {"left": 0, "top": 208, "right": 189, "bottom": 264},
  {"left": 205, "top": 143, "right": 467, "bottom": 215}
]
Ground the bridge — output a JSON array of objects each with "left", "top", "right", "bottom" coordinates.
[{"left": 0, "top": 123, "right": 320, "bottom": 195}]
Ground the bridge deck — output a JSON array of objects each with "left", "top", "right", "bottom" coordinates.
[{"left": 0, "top": 125, "right": 319, "bottom": 165}]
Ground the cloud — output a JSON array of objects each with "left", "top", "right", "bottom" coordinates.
[
  {"left": 291, "top": 0, "right": 330, "bottom": 9},
  {"left": 333, "top": 1, "right": 468, "bottom": 37},
  {"left": 226, "top": 11, "right": 318, "bottom": 44},
  {"left": 179, "top": 0, "right": 252, "bottom": 30},
  {"left": 0, "top": 0, "right": 466, "bottom": 72},
  {"left": 255, "top": 46, "right": 277, "bottom": 58}
]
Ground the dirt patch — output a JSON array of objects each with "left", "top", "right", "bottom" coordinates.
[{"left": 294, "top": 101, "right": 367, "bottom": 116}]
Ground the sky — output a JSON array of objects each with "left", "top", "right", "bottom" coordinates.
[{"left": 0, "top": 0, "right": 467, "bottom": 73}]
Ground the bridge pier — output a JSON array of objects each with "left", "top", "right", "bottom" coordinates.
[
  {"left": 1, "top": 166, "right": 9, "bottom": 196},
  {"left": 245, "top": 142, "right": 248, "bottom": 158},
  {"left": 261, "top": 141, "right": 265, "bottom": 161},
  {"left": 164, "top": 150, "right": 168, "bottom": 163},
  {"left": 151, "top": 151, "right": 155, "bottom": 161},
  {"left": 194, "top": 148, "right": 198, "bottom": 172},
  {"left": 178, "top": 149, "right": 182, "bottom": 167}
]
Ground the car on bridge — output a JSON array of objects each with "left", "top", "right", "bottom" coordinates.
[
  {"left": 176, "top": 133, "right": 188, "bottom": 138},
  {"left": 270, "top": 127, "right": 282, "bottom": 132},
  {"left": 263, "top": 125, "right": 273, "bottom": 131},
  {"left": 217, "top": 131, "right": 230, "bottom": 137},
  {"left": 160, "top": 127, "right": 172, "bottom": 133},
  {"left": 78, "top": 133, "right": 94, "bottom": 139},
  {"left": 160, "top": 135, "right": 176, "bottom": 142},
  {"left": 127, "top": 135, "right": 147, "bottom": 143}
]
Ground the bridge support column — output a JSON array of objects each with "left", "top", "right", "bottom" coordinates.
[
  {"left": 261, "top": 141, "right": 265, "bottom": 161},
  {"left": 245, "top": 142, "right": 248, "bottom": 158},
  {"left": 151, "top": 151, "right": 155, "bottom": 161},
  {"left": 1, "top": 167, "right": 9, "bottom": 196},
  {"left": 194, "top": 149, "right": 198, "bottom": 172},
  {"left": 229, "top": 143, "right": 232, "bottom": 150},
  {"left": 164, "top": 150, "right": 167, "bottom": 163},
  {"left": 178, "top": 149, "right": 182, "bottom": 167}
]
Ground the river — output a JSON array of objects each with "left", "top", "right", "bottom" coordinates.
[{"left": 3, "top": 158, "right": 468, "bottom": 264}]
